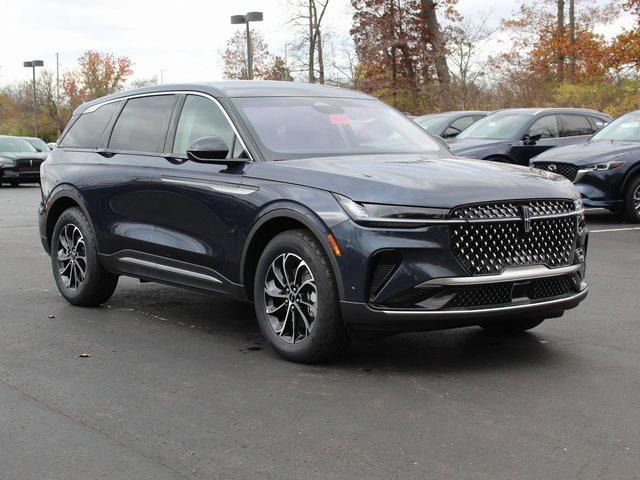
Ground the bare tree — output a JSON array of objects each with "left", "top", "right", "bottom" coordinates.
[
  {"left": 286, "top": 0, "right": 330, "bottom": 83},
  {"left": 446, "top": 15, "right": 497, "bottom": 108}
]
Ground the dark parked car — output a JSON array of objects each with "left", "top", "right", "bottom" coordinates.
[
  {"left": 0, "top": 135, "right": 47, "bottom": 186},
  {"left": 38, "top": 82, "right": 589, "bottom": 362},
  {"left": 449, "top": 108, "right": 612, "bottom": 165},
  {"left": 21, "top": 136, "right": 52, "bottom": 153},
  {"left": 532, "top": 110, "right": 640, "bottom": 223},
  {"left": 414, "top": 111, "right": 487, "bottom": 139}
]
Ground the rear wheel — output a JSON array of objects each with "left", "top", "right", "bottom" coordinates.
[
  {"left": 623, "top": 176, "right": 640, "bottom": 223},
  {"left": 51, "top": 207, "right": 118, "bottom": 306},
  {"left": 480, "top": 317, "right": 545, "bottom": 334},
  {"left": 253, "top": 229, "right": 349, "bottom": 363}
]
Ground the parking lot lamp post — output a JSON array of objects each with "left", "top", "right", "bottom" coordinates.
[
  {"left": 23, "top": 60, "right": 44, "bottom": 136},
  {"left": 230, "top": 12, "right": 264, "bottom": 80}
]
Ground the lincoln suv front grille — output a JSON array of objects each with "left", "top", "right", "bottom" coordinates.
[
  {"left": 450, "top": 200, "right": 578, "bottom": 275},
  {"left": 532, "top": 162, "right": 580, "bottom": 182}
]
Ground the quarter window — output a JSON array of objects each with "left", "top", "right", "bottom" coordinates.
[
  {"left": 559, "top": 114, "right": 594, "bottom": 137},
  {"left": 588, "top": 116, "right": 607, "bottom": 131},
  {"left": 60, "top": 102, "right": 119, "bottom": 149},
  {"left": 109, "top": 95, "right": 177, "bottom": 153},
  {"left": 173, "top": 95, "right": 238, "bottom": 156},
  {"left": 527, "top": 115, "right": 559, "bottom": 139}
]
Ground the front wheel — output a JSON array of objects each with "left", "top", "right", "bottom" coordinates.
[
  {"left": 623, "top": 176, "right": 640, "bottom": 223},
  {"left": 480, "top": 317, "right": 545, "bottom": 334},
  {"left": 253, "top": 229, "right": 349, "bottom": 363},
  {"left": 51, "top": 207, "right": 118, "bottom": 306}
]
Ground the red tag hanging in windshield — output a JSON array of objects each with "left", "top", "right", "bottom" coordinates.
[{"left": 330, "top": 114, "right": 350, "bottom": 125}]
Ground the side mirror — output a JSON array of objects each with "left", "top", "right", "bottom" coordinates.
[
  {"left": 523, "top": 131, "right": 543, "bottom": 145},
  {"left": 186, "top": 136, "right": 243, "bottom": 165}
]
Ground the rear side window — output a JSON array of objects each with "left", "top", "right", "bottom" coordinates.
[
  {"left": 559, "top": 114, "right": 594, "bottom": 137},
  {"left": 527, "top": 115, "right": 559, "bottom": 138},
  {"left": 109, "top": 95, "right": 177, "bottom": 153},
  {"left": 60, "top": 102, "right": 119, "bottom": 149}
]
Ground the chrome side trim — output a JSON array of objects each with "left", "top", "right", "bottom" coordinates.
[
  {"left": 376, "top": 288, "right": 588, "bottom": 316},
  {"left": 82, "top": 90, "right": 253, "bottom": 161},
  {"left": 120, "top": 257, "right": 223, "bottom": 284},
  {"left": 574, "top": 167, "right": 596, "bottom": 183},
  {"left": 417, "top": 264, "right": 582, "bottom": 287},
  {"left": 161, "top": 176, "right": 258, "bottom": 195}
]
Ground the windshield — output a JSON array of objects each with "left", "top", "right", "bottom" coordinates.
[
  {"left": 591, "top": 112, "right": 640, "bottom": 142},
  {"left": 414, "top": 115, "right": 450, "bottom": 135},
  {"left": 0, "top": 137, "right": 38, "bottom": 153},
  {"left": 456, "top": 113, "right": 532, "bottom": 140},
  {"left": 232, "top": 97, "right": 442, "bottom": 160},
  {"left": 25, "top": 138, "right": 51, "bottom": 152}
]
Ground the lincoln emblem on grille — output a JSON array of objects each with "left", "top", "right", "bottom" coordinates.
[
  {"left": 547, "top": 164, "right": 557, "bottom": 172},
  {"left": 521, "top": 205, "right": 532, "bottom": 233},
  {"left": 30, "top": 160, "right": 33, "bottom": 167}
]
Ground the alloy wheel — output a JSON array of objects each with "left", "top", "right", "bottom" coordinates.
[
  {"left": 56, "top": 223, "right": 87, "bottom": 290},
  {"left": 263, "top": 253, "right": 318, "bottom": 344},
  {"left": 634, "top": 184, "right": 640, "bottom": 214}
]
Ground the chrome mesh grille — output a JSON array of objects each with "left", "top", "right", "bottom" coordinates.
[
  {"left": 450, "top": 201, "right": 578, "bottom": 275},
  {"left": 532, "top": 162, "right": 580, "bottom": 182}
]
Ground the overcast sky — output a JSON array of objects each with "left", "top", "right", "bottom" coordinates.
[{"left": 0, "top": 0, "right": 634, "bottom": 87}]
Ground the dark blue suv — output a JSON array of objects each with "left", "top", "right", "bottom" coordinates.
[
  {"left": 39, "top": 82, "right": 589, "bottom": 362},
  {"left": 532, "top": 110, "right": 640, "bottom": 223},
  {"left": 449, "top": 108, "right": 612, "bottom": 165}
]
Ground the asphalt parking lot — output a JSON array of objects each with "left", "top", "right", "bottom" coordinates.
[{"left": 1, "top": 185, "right": 639, "bottom": 480}]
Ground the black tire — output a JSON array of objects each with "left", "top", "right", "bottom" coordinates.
[
  {"left": 253, "top": 229, "right": 349, "bottom": 363},
  {"left": 51, "top": 207, "right": 118, "bottom": 306},
  {"left": 480, "top": 317, "right": 545, "bottom": 333},
  {"left": 623, "top": 175, "right": 640, "bottom": 223}
]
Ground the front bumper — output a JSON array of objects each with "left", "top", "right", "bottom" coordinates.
[
  {"left": 341, "top": 286, "right": 588, "bottom": 331},
  {"left": 0, "top": 166, "right": 41, "bottom": 183}
]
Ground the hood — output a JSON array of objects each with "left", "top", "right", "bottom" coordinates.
[
  {"left": 246, "top": 154, "right": 576, "bottom": 209},
  {"left": 0, "top": 152, "right": 48, "bottom": 161},
  {"left": 534, "top": 140, "right": 640, "bottom": 166},
  {"left": 447, "top": 138, "right": 512, "bottom": 158}
]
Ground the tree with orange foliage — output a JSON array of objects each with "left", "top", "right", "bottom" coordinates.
[{"left": 63, "top": 51, "right": 133, "bottom": 110}]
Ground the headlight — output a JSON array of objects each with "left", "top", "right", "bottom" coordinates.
[
  {"left": 334, "top": 194, "right": 449, "bottom": 227},
  {"left": 582, "top": 161, "right": 626, "bottom": 171},
  {"left": 0, "top": 157, "right": 15, "bottom": 167}
]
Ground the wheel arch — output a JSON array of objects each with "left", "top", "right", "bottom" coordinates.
[
  {"left": 45, "top": 185, "right": 96, "bottom": 251},
  {"left": 240, "top": 207, "right": 345, "bottom": 302},
  {"left": 620, "top": 162, "right": 640, "bottom": 197}
]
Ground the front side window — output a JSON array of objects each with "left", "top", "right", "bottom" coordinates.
[
  {"left": 559, "top": 114, "right": 594, "bottom": 137},
  {"left": 109, "top": 95, "right": 176, "bottom": 153},
  {"left": 60, "top": 102, "right": 119, "bottom": 149},
  {"left": 456, "top": 114, "right": 533, "bottom": 140},
  {"left": 232, "top": 97, "right": 441, "bottom": 161},
  {"left": 173, "top": 95, "right": 239, "bottom": 156},
  {"left": 0, "top": 137, "right": 37, "bottom": 153},
  {"left": 589, "top": 116, "right": 608, "bottom": 131},
  {"left": 527, "top": 115, "right": 559, "bottom": 139},
  {"left": 415, "top": 115, "right": 449, "bottom": 136}
]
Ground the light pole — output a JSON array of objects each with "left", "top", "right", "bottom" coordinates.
[
  {"left": 23, "top": 60, "right": 44, "bottom": 137},
  {"left": 230, "top": 11, "right": 263, "bottom": 80}
]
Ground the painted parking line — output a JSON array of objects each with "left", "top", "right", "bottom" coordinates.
[{"left": 590, "top": 226, "right": 640, "bottom": 233}]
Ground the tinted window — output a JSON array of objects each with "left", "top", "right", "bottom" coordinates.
[
  {"left": 444, "top": 116, "right": 475, "bottom": 138},
  {"left": 173, "top": 95, "right": 237, "bottom": 156},
  {"left": 415, "top": 115, "right": 449, "bottom": 135},
  {"left": 109, "top": 95, "right": 176, "bottom": 153},
  {"left": 527, "top": 115, "right": 559, "bottom": 139},
  {"left": 60, "top": 102, "right": 119, "bottom": 149},
  {"left": 559, "top": 114, "right": 594, "bottom": 137}
]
